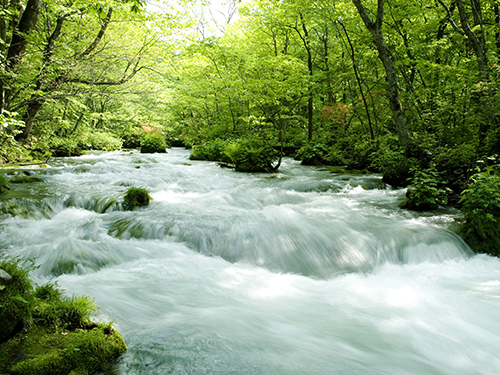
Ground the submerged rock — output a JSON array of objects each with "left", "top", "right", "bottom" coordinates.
[{"left": 10, "top": 175, "right": 44, "bottom": 184}]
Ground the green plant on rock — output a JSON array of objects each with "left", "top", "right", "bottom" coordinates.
[
  {"left": 224, "top": 138, "right": 278, "bottom": 173},
  {"left": 123, "top": 187, "right": 152, "bottom": 210},
  {"left": 140, "top": 133, "right": 167, "bottom": 153},
  {"left": 189, "top": 139, "right": 230, "bottom": 162},
  {"left": 373, "top": 143, "right": 418, "bottom": 187},
  {"left": 120, "top": 127, "right": 146, "bottom": 148},
  {"left": 295, "top": 143, "right": 328, "bottom": 166},
  {"left": 84, "top": 132, "right": 123, "bottom": 151},
  {"left": 0, "top": 258, "right": 127, "bottom": 374},
  {"left": 460, "top": 163, "right": 500, "bottom": 256},
  {"left": 401, "top": 167, "right": 451, "bottom": 210},
  {"left": 34, "top": 283, "right": 97, "bottom": 330},
  {"left": 0, "top": 174, "right": 10, "bottom": 194},
  {"left": 0, "top": 257, "right": 36, "bottom": 342}
]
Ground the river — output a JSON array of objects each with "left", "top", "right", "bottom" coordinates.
[{"left": 1, "top": 148, "right": 500, "bottom": 374}]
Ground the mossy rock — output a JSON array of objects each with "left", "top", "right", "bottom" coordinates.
[
  {"left": 10, "top": 176, "right": 44, "bottom": 184},
  {"left": 0, "top": 174, "right": 10, "bottom": 193},
  {"left": 123, "top": 187, "right": 152, "bottom": 210},
  {"left": 328, "top": 166, "right": 370, "bottom": 175},
  {"left": 0, "top": 325, "right": 126, "bottom": 375}
]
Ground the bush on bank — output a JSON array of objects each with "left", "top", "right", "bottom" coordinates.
[
  {"left": 190, "top": 137, "right": 278, "bottom": 172},
  {"left": 0, "top": 257, "right": 126, "bottom": 375},
  {"left": 459, "top": 164, "right": 500, "bottom": 257}
]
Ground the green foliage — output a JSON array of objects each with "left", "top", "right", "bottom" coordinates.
[
  {"left": 372, "top": 138, "right": 418, "bottom": 187},
  {"left": 140, "top": 133, "right": 167, "bottom": 154},
  {"left": 0, "top": 259, "right": 126, "bottom": 374},
  {"left": 401, "top": 167, "right": 451, "bottom": 210},
  {"left": 435, "top": 143, "right": 477, "bottom": 193},
  {"left": 0, "top": 112, "right": 25, "bottom": 163},
  {"left": 0, "top": 257, "right": 36, "bottom": 342},
  {"left": 0, "top": 174, "right": 10, "bottom": 194},
  {"left": 34, "top": 292, "right": 97, "bottom": 330},
  {"left": 84, "top": 132, "right": 123, "bottom": 151},
  {"left": 123, "top": 187, "right": 152, "bottom": 210},
  {"left": 120, "top": 127, "right": 146, "bottom": 148},
  {"left": 224, "top": 138, "right": 278, "bottom": 173},
  {"left": 295, "top": 143, "right": 328, "bottom": 166},
  {"left": 460, "top": 164, "right": 500, "bottom": 256},
  {"left": 190, "top": 139, "right": 230, "bottom": 162},
  {"left": 50, "top": 139, "right": 86, "bottom": 158}
]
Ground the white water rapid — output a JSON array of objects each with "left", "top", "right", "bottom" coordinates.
[{"left": 1, "top": 148, "right": 500, "bottom": 375}]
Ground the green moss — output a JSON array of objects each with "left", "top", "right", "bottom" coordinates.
[
  {"left": 0, "top": 258, "right": 127, "bottom": 375},
  {"left": 10, "top": 175, "right": 44, "bottom": 184},
  {"left": 140, "top": 133, "right": 167, "bottom": 153},
  {"left": 123, "top": 187, "right": 152, "bottom": 210},
  {"left": 328, "top": 166, "right": 370, "bottom": 175},
  {"left": 0, "top": 173, "right": 10, "bottom": 193},
  {"left": 1, "top": 324, "right": 126, "bottom": 375}
]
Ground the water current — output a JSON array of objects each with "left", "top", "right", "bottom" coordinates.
[{"left": 1, "top": 148, "right": 500, "bottom": 374}]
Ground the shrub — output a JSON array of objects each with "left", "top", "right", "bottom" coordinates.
[
  {"left": 123, "top": 187, "right": 152, "bottom": 210},
  {"left": 401, "top": 167, "right": 451, "bottom": 210},
  {"left": 85, "top": 132, "right": 122, "bottom": 151},
  {"left": 121, "top": 127, "right": 146, "bottom": 148},
  {"left": 373, "top": 146, "right": 418, "bottom": 187},
  {"left": 224, "top": 138, "right": 278, "bottom": 173},
  {"left": 460, "top": 165, "right": 500, "bottom": 256},
  {"left": 140, "top": 133, "right": 167, "bottom": 153},
  {"left": 295, "top": 143, "right": 328, "bottom": 166},
  {"left": 50, "top": 139, "right": 85, "bottom": 157},
  {"left": 190, "top": 139, "right": 230, "bottom": 162},
  {"left": 435, "top": 143, "right": 477, "bottom": 193}
]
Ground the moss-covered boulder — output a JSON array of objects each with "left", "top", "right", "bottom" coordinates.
[
  {"left": 123, "top": 187, "right": 152, "bottom": 210},
  {"left": 0, "top": 173, "right": 10, "bottom": 193},
  {"left": 140, "top": 133, "right": 167, "bottom": 154},
  {"left": 1, "top": 325, "right": 126, "bottom": 375},
  {"left": 0, "top": 258, "right": 127, "bottom": 375},
  {"left": 10, "top": 175, "right": 44, "bottom": 184}
]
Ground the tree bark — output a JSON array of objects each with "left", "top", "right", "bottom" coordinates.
[
  {"left": 352, "top": 0, "right": 411, "bottom": 151},
  {"left": 6, "top": 0, "right": 43, "bottom": 70}
]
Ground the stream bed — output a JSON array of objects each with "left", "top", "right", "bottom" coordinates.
[{"left": 1, "top": 148, "right": 499, "bottom": 375}]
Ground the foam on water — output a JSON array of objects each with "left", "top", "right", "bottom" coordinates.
[{"left": 1, "top": 148, "right": 498, "bottom": 375}]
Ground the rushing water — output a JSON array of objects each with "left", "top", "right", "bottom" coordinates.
[{"left": 1, "top": 148, "right": 500, "bottom": 375}]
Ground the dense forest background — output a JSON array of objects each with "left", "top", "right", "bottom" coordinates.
[{"left": 1, "top": 0, "right": 500, "bottom": 255}]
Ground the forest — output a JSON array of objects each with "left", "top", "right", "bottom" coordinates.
[{"left": 1, "top": 0, "right": 500, "bottom": 256}]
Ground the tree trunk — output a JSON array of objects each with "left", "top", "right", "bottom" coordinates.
[
  {"left": 6, "top": 0, "right": 43, "bottom": 69},
  {"left": 298, "top": 13, "right": 314, "bottom": 142},
  {"left": 352, "top": 0, "right": 411, "bottom": 151},
  {"left": 17, "top": 100, "right": 43, "bottom": 140}
]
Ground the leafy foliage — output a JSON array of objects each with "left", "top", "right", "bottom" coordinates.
[
  {"left": 402, "top": 167, "right": 451, "bottom": 210},
  {"left": 224, "top": 138, "right": 278, "bottom": 173},
  {"left": 189, "top": 139, "right": 231, "bottom": 162},
  {"left": 140, "top": 133, "right": 167, "bottom": 154},
  {"left": 460, "top": 164, "right": 500, "bottom": 256},
  {"left": 295, "top": 143, "right": 328, "bottom": 166}
]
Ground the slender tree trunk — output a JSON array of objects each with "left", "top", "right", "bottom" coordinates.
[
  {"left": 352, "top": 0, "right": 411, "bottom": 151},
  {"left": 298, "top": 13, "right": 314, "bottom": 142},
  {"left": 338, "top": 20, "right": 374, "bottom": 140}
]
